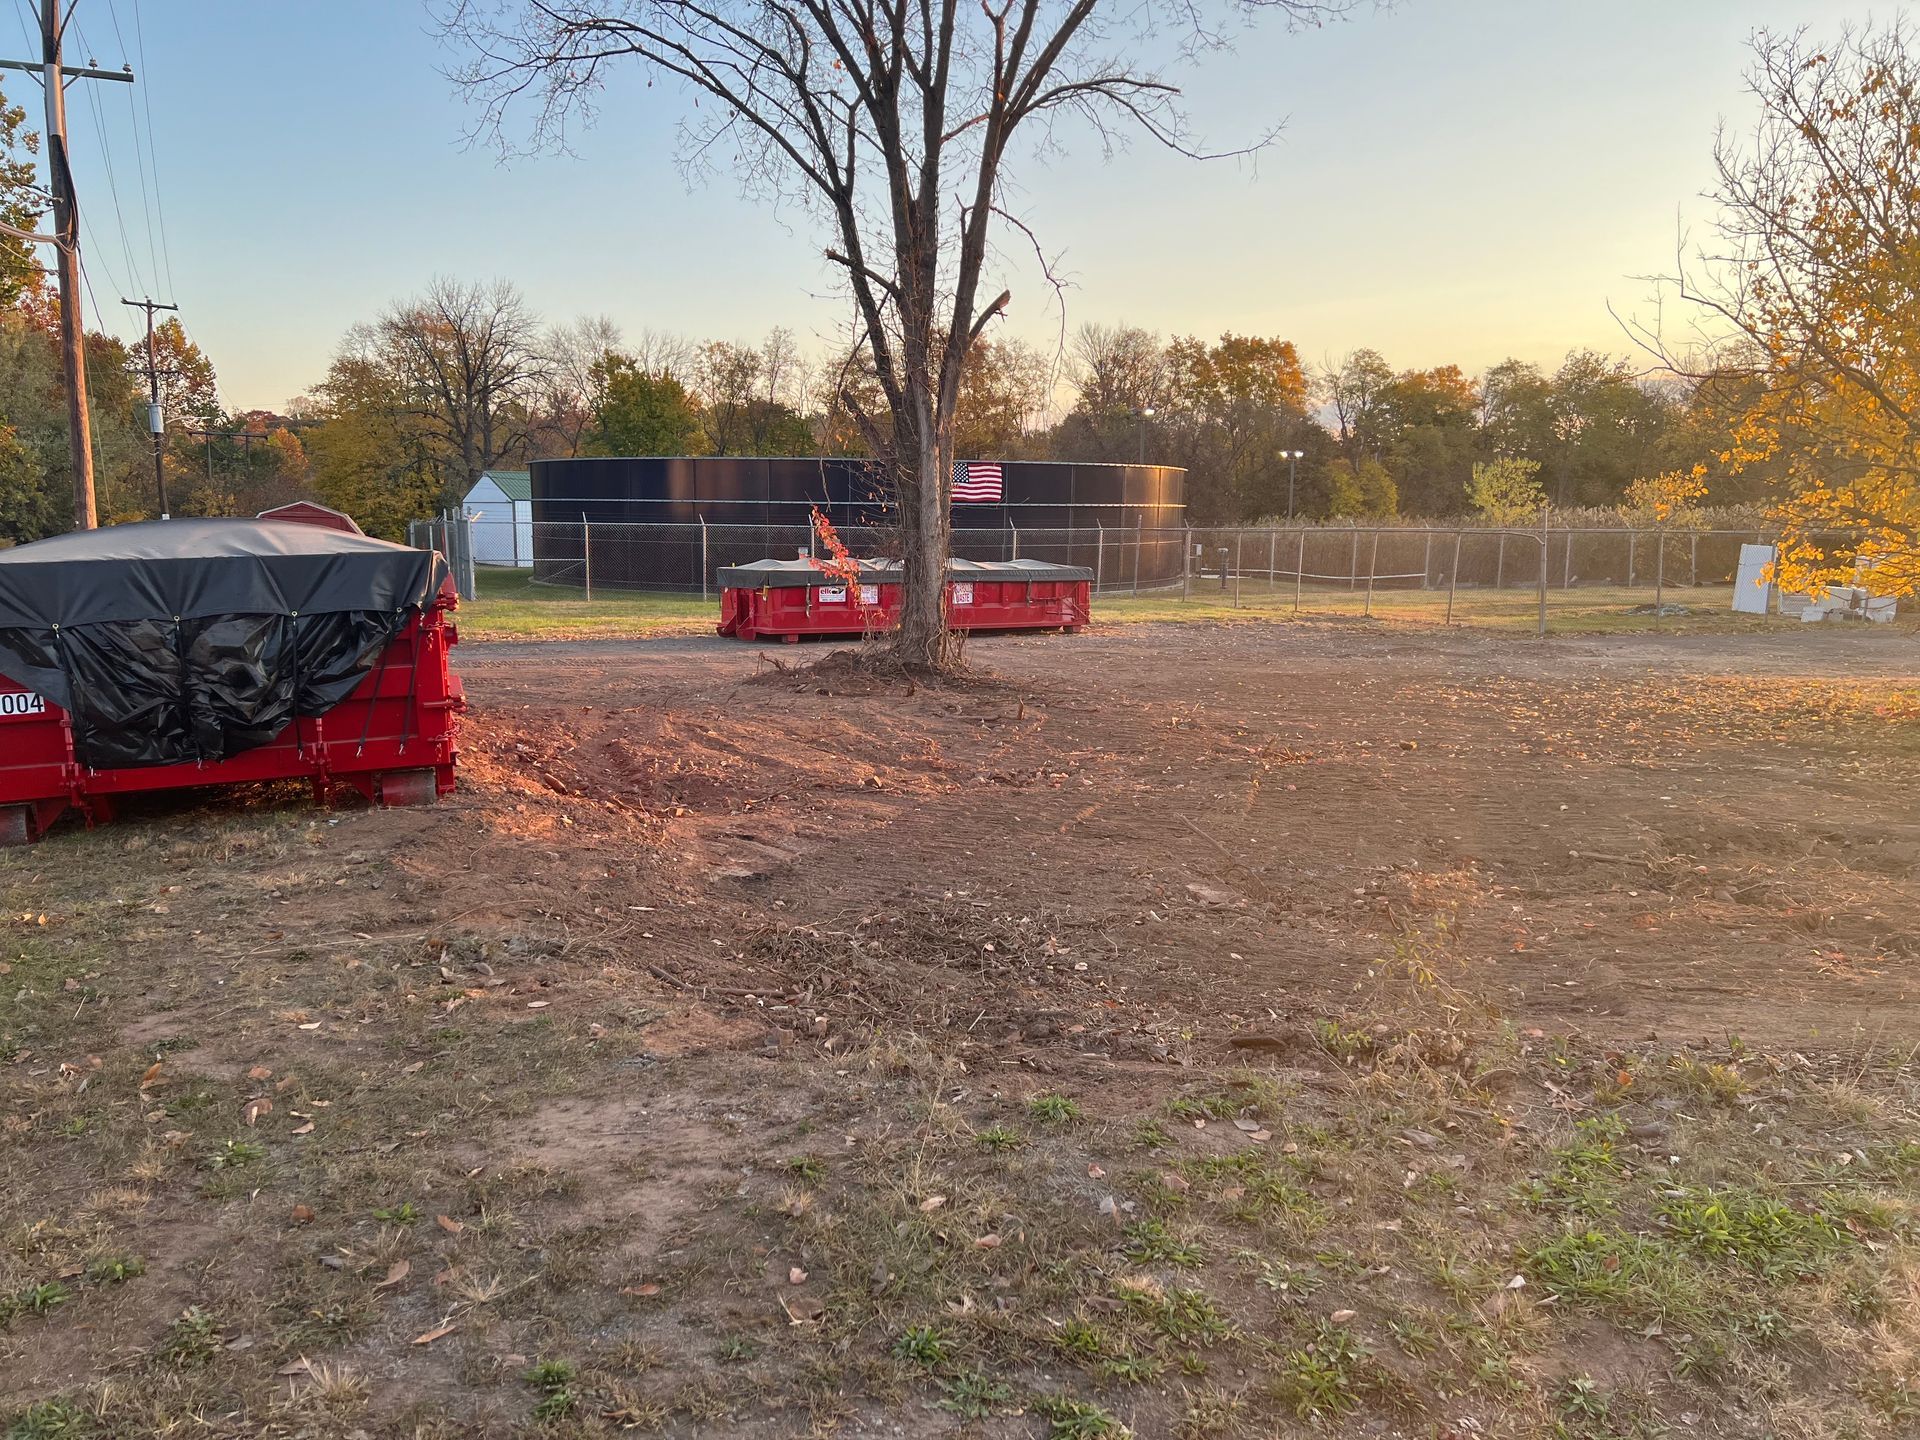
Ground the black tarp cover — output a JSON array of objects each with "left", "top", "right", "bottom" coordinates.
[{"left": 0, "top": 519, "right": 447, "bottom": 770}]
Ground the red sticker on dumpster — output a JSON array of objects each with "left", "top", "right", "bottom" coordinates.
[{"left": 0, "top": 692, "right": 46, "bottom": 719}]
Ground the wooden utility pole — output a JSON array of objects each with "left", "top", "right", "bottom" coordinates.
[
  {"left": 43, "top": 0, "right": 95, "bottom": 529},
  {"left": 0, "top": 3, "right": 137, "bottom": 531},
  {"left": 122, "top": 297, "right": 179, "bottom": 518}
]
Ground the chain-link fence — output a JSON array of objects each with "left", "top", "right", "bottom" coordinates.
[{"left": 416, "top": 516, "right": 1847, "bottom": 631}]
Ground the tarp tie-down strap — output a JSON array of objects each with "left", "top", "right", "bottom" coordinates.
[
  {"left": 288, "top": 615, "right": 306, "bottom": 759},
  {"left": 354, "top": 613, "right": 400, "bottom": 759},
  {"left": 397, "top": 616, "right": 421, "bottom": 756}
]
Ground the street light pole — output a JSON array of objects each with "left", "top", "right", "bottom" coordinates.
[
  {"left": 1135, "top": 406, "right": 1156, "bottom": 464},
  {"left": 1283, "top": 449, "right": 1304, "bottom": 520}
]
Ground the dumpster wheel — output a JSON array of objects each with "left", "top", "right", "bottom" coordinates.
[
  {"left": 379, "top": 769, "right": 440, "bottom": 808},
  {"left": 0, "top": 805, "right": 30, "bottom": 847}
]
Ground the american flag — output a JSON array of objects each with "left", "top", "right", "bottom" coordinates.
[{"left": 951, "top": 460, "right": 1004, "bottom": 502}]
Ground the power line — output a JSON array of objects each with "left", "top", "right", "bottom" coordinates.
[
  {"left": 66, "top": 13, "right": 145, "bottom": 301},
  {"left": 129, "top": 0, "right": 170, "bottom": 297},
  {"left": 100, "top": 0, "right": 160, "bottom": 302}
]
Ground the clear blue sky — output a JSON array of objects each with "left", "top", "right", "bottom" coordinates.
[{"left": 11, "top": 0, "right": 1870, "bottom": 411}]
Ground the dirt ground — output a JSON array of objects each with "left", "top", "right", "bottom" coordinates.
[
  {"left": 451, "top": 619, "right": 1920, "bottom": 1052},
  {"left": 3, "top": 618, "right": 1917, "bottom": 1438}
]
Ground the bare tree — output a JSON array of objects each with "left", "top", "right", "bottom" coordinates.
[
  {"left": 440, "top": 0, "right": 1356, "bottom": 668},
  {"left": 630, "top": 326, "right": 696, "bottom": 379},
  {"left": 1069, "top": 323, "right": 1165, "bottom": 416},
  {"left": 376, "top": 277, "right": 549, "bottom": 489},
  {"left": 537, "top": 313, "right": 625, "bottom": 457}
]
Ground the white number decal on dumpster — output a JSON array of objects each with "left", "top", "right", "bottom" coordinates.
[
  {"left": 952, "top": 583, "right": 974, "bottom": 606},
  {"left": 0, "top": 691, "right": 46, "bottom": 717}
]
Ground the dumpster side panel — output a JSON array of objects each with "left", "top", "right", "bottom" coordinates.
[{"left": 0, "top": 601, "right": 462, "bottom": 842}]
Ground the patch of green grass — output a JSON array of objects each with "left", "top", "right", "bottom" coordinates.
[
  {"left": 975, "top": 1124, "right": 1024, "bottom": 1151},
  {"left": 522, "top": 1358, "right": 578, "bottom": 1390},
  {"left": 200, "top": 1139, "right": 265, "bottom": 1171},
  {"left": 531, "top": 1389, "right": 577, "bottom": 1423},
  {"left": 1095, "top": 1352, "right": 1162, "bottom": 1385},
  {"left": 4, "top": 1398, "right": 94, "bottom": 1440},
  {"left": 786, "top": 1154, "right": 828, "bottom": 1184},
  {"left": 371, "top": 1201, "right": 421, "bottom": 1223},
  {"left": 1516, "top": 1114, "right": 1628, "bottom": 1217},
  {"left": 1053, "top": 1318, "right": 1107, "bottom": 1360},
  {"left": 1557, "top": 1375, "right": 1611, "bottom": 1425},
  {"left": 891, "top": 1325, "right": 947, "bottom": 1367},
  {"left": 160, "top": 1307, "right": 221, "bottom": 1369},
  {"left": 1273, "top": 1320, "right": 1370, "bottom": 1421},
  {"left": 1243, "top": 1254, "right": 1321, "bottom": 1302},
  {"left": 1029, "top": 1093, "right": 1083, "bottom": 1124},
  {"left": 1033, "top": 1395, "right": 1130, "bottom": 1439},
  {"left": 1120, "top": 1285, "right": 1235, "bottom": 1346},
  {"left": 1522, "top": 1230, "right": 1714, "bottom": 1329},
  {"left": 1181, "top": 1152, "right": 1317, "bottom": 1223},
  {"left": 1388, "top": 1314, "right": 1436, "bottom": 1358},
  {"left": 1132, "top": 1120, "right": 1172, "bottom": 1150},
  {"left": 83, "top": 1255, "right": 143, "bottom": 1285},
  {"left": 716, "top": 1336, "right": 759, "bottom": 1364},
  {"left": 939, "top": 1372, "right": 1014, "bottom": 1421},
  {"left": 1121, "top": 1218, "right": 1205, "bottom": 1267},
  {"left": 1, "top": 1281, "right": 71, "bottom": 1329},
  {"left": 1310, "top": 1017, "right": 1376, "bottom": 1063},
  {"left": 524, "top": 1358, "right": 578, "bottom": 1424},
  {"left": 1656, "top": 1187, "right": 1850, "bottom": 1279},
  {"left": 1665, "top": 1055, "right": 1750, "bottom": 1102},
  {"left": 463, "top": 568, "right": 713, "bottom": 643}
]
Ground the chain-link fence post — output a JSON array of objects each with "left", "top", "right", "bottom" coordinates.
[
  {"left": 1181, "top": 528, "right": 1191, "bottom": 601},
  {"left": 1349, "top": 528, "right": 1359, "bottom": 591},
  {"left": 1132, "top": 518, "right": 1142, "bottom": 595},
  {"left": 1268, "top": 530, "right": 1277, "bottom": 589},
  {"left": 1233, "top": 533, "right": 1242, "bottom": 607},
  {"left": 1365, "top": 530, "right": 1379, "bottom": 617},
  {"left": 1538, "top": 517, "right": 1549, "bottom": 638},
  {"left": 1422, "top": 532, "right": 1433, "bottom": 589},
  {"left": 1095, "top": 523, "right": 1104, "bottom": 592},
  {"left": 1626, "top": 532, "right": 1636, "bottom": 587},
  {"left": 1564, "top": 530, "right": 1574, "bottom": 588},
  {"left": 1011, "top": 524, "right": 1019, "bottom": 561},
  {"left": 1496, "top": 533, "right": 1506, "bottom": 589},
  {"left": 1690, "top": 533, "right": 1698, "bottom": 588},
  {"left": 583, "top": 519, "right": 592, "bottom": 600},
  {"left": 1654, "top": 526, "right": 1666, "bottom": 625},
  {"left": 700, "top": 516, "right": 710, "bottom": 601},
  {"left": 1294, "top": 530, "right": 1305, "bottom": 613},
  {"left": 1447, "top": 532, "right": 1461, "bottom": 624}
]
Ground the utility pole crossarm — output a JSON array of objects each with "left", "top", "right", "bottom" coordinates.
[{"left": 0, "top": 56, "right": 133, "bottom": 82}]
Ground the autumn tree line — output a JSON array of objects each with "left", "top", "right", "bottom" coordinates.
[{"left": 0, "top": 266, "right": 1763, "bottom": 544}]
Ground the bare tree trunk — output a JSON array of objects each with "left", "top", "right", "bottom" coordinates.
[{"left": 895, "top": 428, "right": 951, "bottom": 668}]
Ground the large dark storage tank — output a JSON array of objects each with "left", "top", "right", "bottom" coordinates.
[{"left": 527, "top": 457, "right": 1185, "bottom": 590}]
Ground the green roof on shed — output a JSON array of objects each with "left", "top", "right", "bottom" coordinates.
[{"left": 477, "top": 470, "right": 531, "bottom": 502}]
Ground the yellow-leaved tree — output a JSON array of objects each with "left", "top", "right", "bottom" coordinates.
[{"left": 1665, "top": 24, "right": 1920, "bottom": 598}]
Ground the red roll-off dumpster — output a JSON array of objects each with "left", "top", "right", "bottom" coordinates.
[
  {"left": 716, "top": 558, "right": 1092, "bottom": 642},
  {"left": 0, "top": 518, "right": 464, "bottom": 846}
]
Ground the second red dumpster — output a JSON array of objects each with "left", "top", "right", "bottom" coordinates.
[{"left": 717, "top": 558, "right": 1092, "bottom": 642}]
